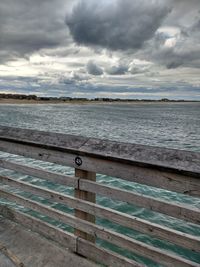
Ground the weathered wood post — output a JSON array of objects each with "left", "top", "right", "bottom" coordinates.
[{"left": 74, "top": 167, "right": 96, "bottom": 242}]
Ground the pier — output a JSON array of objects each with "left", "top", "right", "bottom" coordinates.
[{"left": 0, "top": 126, "right": 199, "bottom": 267}]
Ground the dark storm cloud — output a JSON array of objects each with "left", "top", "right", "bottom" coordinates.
[
  {"left": 66, "top": 0, "right": 171, "bottom": 51},
  {"left": 0, "top": 0, "right": 71, "bottom": 63},
  {"left": 86, "top": 60, "right": 103, "bottom": 75}
]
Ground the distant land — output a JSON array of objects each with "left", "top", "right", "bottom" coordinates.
[{"left": 0, "top": 93, "right": 199, "bottom": 104}]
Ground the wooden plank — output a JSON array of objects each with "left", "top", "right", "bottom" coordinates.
[
  {"left": 77, "top": 238, "right": 144, "bottom": 267},
  {"left": 0, "top": 252, "right": 17, "bottom": 267},
  {"left": 0, "top": 241, "right": 25, "bottom": 267},
  {"left": 0, "top": 218, "right": 98, "bottom": 267},
  {"left": 75, "top": 155, "right": 200, "bottom": 197},
  {"left": 1, "top": 190, "right": 199, "bottom": 266},
  {"left": 0, "top": 175, "right": 199, "bottom": 224},
  {"left": 0, "top": 189, "right": 85, "bottom": 231},
  {"left": 74, "top": 169, "right": 96, "bottom": 242},
  {"left": 0, "top": 159, "right": 78, "bottom": 187},
  {"left": 0, "top": 189, "right": 97, "bottom": 240},
  {"left": 0, "top": 205, "right": 76, "bottom": 252},
  {"left": 0, "top": 206, "right": 142, "bottom": 267},
  {"left": 0, "top": 126, "right": 88, "bottom": 152},
  {"left": 91, "top": 226, "right": 200, "bottom": 267},
  {"left": 77, "top": 238, "right": 200, "bottom": 267},
  {"left": 0, "top": 126, "right": 199, "bottom": 177},
  {"left": 0, "top": 140, "right": 199, "bottom": 196},
  {"left": 1, "top": 188, "right": 199, "bottom": 253},
  {"left": 80, "top": 180, "right": 200, "bottom": 222},
  {"left": 0, "top": 182, "right": 200, "bottom": 253}
]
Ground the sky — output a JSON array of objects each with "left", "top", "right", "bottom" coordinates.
[{"left": 0, "top": 0, "right": 200, "bottom": 100}]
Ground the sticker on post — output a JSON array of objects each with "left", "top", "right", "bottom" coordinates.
[{"left": 75, "top": 156, "right": 82, "bottom": 166}]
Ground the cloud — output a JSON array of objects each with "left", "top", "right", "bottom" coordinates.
[
  {"left": 128, "top": 62, "right": 150, "bottom": 74},
  {"left": 66, "top": 0, "right": 171, "bottom": 51},
  {"left": 0, "top": 0, "right": 71, "bottom": 63},
  {"left": 70, "top": 71, "right": 90, "bottom": 82},
  {"left": 104, "top": 59, "right": 151, "bottom": 75},
  {"left": 86, "top": 60, "right": 103, "bottom": 75},
  {"left": 0, "top": 0, "right": 200, "bottom": 99},
  {"left": 106, "top": 64, "right": 128, "bottom": 75},
  {"left": 146, "top": 18, "right": 200, "bottom": 69}
]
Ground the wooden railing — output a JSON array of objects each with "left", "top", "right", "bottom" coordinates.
[{"left": 0, "top": 126, "right": 199, "bottom": 267}]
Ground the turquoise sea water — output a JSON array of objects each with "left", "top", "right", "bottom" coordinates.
[{"left": 0, "top": 102, "right": 200, "bottom": 266}]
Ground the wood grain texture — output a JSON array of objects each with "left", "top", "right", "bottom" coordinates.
[
  {"left": 0, "top": 139, "right": 199, "bottom": 196},
  {"left": 0, "top": 241, "right": 25, "bottom": 267},
  {"left": 0, "top": 175, "right": 199, "bottom": 224},
  {"left": 0, "top": 206, "right": 76, "bottom": 252},
  {"left": 0, "top": 186, "right": 199, "bottom": 253},
  {"left": 0, "top": 159, "right": 78, "bottom": 187},
  {"left": 80, "top": 180, "right": 200, "bottom": 223},
  {"left": 77, "top": 238, "right": 144, "bottom": 267},
  {"left": 0, "top": 126, "right": 199, "bottom": 177},
  {"left": 0, "top": 126, "right": 200, "bottom": 267},
  {"left": 74, "top": 169, "right": 96, "bottom": 242},
  {"left": 1, "top": 188, "right": 199, "bottom": 265},
  {"left": 0, "top": 216, "right": 98, "bottom": 267}
]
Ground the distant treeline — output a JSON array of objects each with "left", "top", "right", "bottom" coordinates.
[{"left": 0, "top": 93, "right": 195, "bottom": 102}]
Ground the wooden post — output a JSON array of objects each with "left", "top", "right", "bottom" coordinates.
[{"left": 74, "top": 169, "right": 96, "bottom": 242}]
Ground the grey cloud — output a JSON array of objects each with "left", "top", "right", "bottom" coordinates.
[
  {"left": 66, "top": 0, "right": 171, "bottom": 51},
  {"left": 128, "top": 63, "right": 150, "bottom": 74},
  {"left": 86, "top": 60, "right": 103, "bottom": 75},
  {"left": 166, "top": 0, "right": 200, "bottom": 27},
  {"left": 0, "top": 0, "right": 71, "bottom": 63},
  {"left": 70, "top": 71, "right": 90, "bottom": 82},
  {"left": 60, "top": 72, "right": 89, "bottom": 85},
  {"left": 1, "top": 0, "right": 200, "bottom": 100},
  {"left": 105, "top": 60, "right": 150, "bottom": 75},
  {"left": 106, "top": 64, "right": 128, "bottom": 75},
  {"left": 51, "top": 82, "right": 200, "bottom": 96},
  {"left": 41, "top": 45, "right": 85, "bottom": 59},
  {"left": 141, "top": 14, "right": 200, "bottom": 69},
  {"left": 191, "top": 18, "right": 200, "bottom": 32},
  {"left": 1, "top": 73, "right": 199, "bottom": 100}
]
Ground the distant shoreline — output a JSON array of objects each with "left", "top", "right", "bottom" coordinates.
[
  {"left": 0, "top": 99, "right": 199, "bottom": 105},
  {"left": 0, "top": 93, "right": 199, "bottom": 104}
]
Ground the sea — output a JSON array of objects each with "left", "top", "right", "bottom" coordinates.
[{"left": 0, "top": 102, "right": 200, "bottom": 266}]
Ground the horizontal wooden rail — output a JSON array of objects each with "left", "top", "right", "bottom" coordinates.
[
  {"left": 0, "top": 126, "right": 199, "bottom": 176},
  {"left": 79, "top": 179, "right": 200, "bottom": 222},
  {"left": 0, "top": 205, "right": 76, "bottom": 251},
  {"left": 0, "top": 159, "right": 199, "bottom": 222},
  {"left": 0, "top": 183, "right": 199, "bottom": 253},
  {"left": 0, "top": 126, "right": 200, "bottom": 267},
  {"left": 0, "top": 159, "right": 77, "bottom": 187},
  {"left": 0, "top": 191, "right": 199, "bottom": 267},
  {"left": 0, "top": 127, "right": 199, "bottom": 196},
  {"left": 77, "top": 238, "right": 144, "bottom": 267},
  {"left": 0, "top": 139, "right": 199, "bottom": 196},
  {"left": 0, "top": 175, "right": 199, "bottom": 225},
  {"left": 0, "top": 206, "right": 143, "bottom": 267}
]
